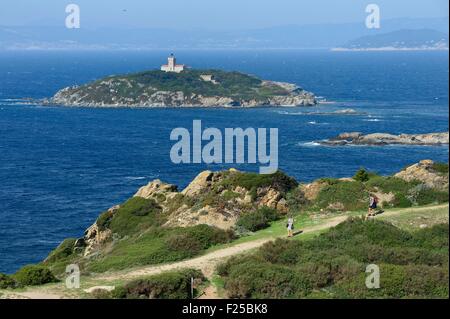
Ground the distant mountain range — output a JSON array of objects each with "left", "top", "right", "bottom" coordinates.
[
  {"left": 335, "top": 29, "right": 449, "bottom": 51},
  {"left": 0, "top": 17, "right": 448, "bottom": 50}
]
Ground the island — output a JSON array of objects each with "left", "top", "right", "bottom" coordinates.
[
  {"left": 318, "top": 132, "right": 449, "bottom": 146},
  {"left": 48, "top": 55, "right": 316, "bottom": 108}
]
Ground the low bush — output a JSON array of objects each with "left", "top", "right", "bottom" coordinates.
[
  {"left": 432, "top": 162, "right": 449, "bottom": 175},
  {"left": 112, "top": 269, "right": 205, "bottom": 299},
  {"left": 391, "top": 192, "right": 413, "bottom": 208},
  {"left": 353, "top": 168, "right": 370, "bottom": 182},
  {"left": 366, "top": 176, "right": 418, "bottom": 194},
  {"left": 224, "top": 260, "right": 313, "bottom": 298},
  {"left": 218, "top": 219, "right": 449, "bottom": 299},
  {"left": 166, "top": 224, "right": 234, "bottom": 256},
  {"left": 107, "top": 197, "right": 164, "bottom": 237},
  {"left": 222, "top": 171, "right": 298, "bottom": 195},
  {"left": 236, "top": 207, "right": 279, "bottom": 232},
  {"left": 285, "top": 187, "right": 309, "bottom": 211},
  {"left": 333, "top": 264, "right": 449, "bottom": 298},
  {"left": 0, "top": 273, "right": 18, "bottom": 289},
  {"left": 315, "top": 181, "right": 367, "bottom": 211},
  {"left": 13, "top": 265, "right": 58, "bottom": 286},
  {"left": 45, "top": 238, "right": 76, "bottom": 263},
  {"left": 414, "top": 188, "right": 449, "bottom": 206}
]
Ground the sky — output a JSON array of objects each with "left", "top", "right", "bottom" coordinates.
[{"left": 0, "top": 0, "right": 448, "bottom": 29}]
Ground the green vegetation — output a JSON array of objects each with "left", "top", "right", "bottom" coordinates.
[
  {"left": 353, "top": 168, "right": 371, "bottom": 182},
  {"left": 13, "top": 265, "right": 58, "bottom": 286},
  {"left": 217, "top": 218, "right": 449, "bottom": 299},
  {"left": 99, "top": 197, "right": 163, "bottom": 237},
  {"left": 308, "top": 168, "right": 448, "bottom": 212},
  {"left": 431, "top": 162, "right": 449, "bottom": 175},
  {"left": 86, "top": 224, "right": 234, "bottom": 273},
  {"left": 71, "top": 69, "right": 294, "bottom": 104},
  {"left": 223, "top": 170, "right": 298, "bottom": 193},
  {"left": 0, "top": 273, "right": 17, "bottom": 289},
  {"left": 45, "top": 238, "right": 77, "bottom": 263},
  {"left": 111, "top": 269, "right": 205, "bottom": 299},
  {"left": 218, "top": 170, "right": 298, "bottom": 202},
  {"left": 315, "top": 180, "right": 368, "bottom": 211},
  {"left": 236, "top": 207, "right": 280, "bottom": 232},
  {"left": 379, "top": 205, "right": 449, "bottom": 231}
]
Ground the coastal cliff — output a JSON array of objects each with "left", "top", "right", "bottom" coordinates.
[{"left": 49, "top": 69, "right": 316, "bottom": 108}]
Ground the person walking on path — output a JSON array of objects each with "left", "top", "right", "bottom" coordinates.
[
  {"left": 368, "top": 194, "right": 378, "bottom": 217},
  {"left": 287, "top": 217, "right": 294, "bottom": 237}
]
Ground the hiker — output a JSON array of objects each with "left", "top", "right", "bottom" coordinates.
[
  {"left": 287, "top": 217, "right": 294, "bottom": 237},
  {"left": 368, "top": 194, "right": 378, "bottom": 217}
]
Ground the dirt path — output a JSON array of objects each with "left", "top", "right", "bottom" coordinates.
[
  {"left": 7, "top": 204, "right": 448, "bottom": 299},
  {"left": 97, "top": 214, "right": 349, "bottom": 282},
  {"left": 93, "top": 204, "right": 450, "bottom": 287}
]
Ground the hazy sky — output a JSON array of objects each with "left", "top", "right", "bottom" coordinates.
[{"left": 1, "top": 0, "right": 448, "bottom": 29}]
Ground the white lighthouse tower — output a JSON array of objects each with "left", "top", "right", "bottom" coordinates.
[{"left": 161, "top": 53, "right": 185, "bottom": 73}]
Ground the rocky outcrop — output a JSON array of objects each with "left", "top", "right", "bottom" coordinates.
[
  {"left": 395, "top": 160, "right": 449, "bottom": 191},
  {"left": 82, "top": 205, "right": 119, "bottom": 256},
  {"left": 134, "top": 179, "right": 178, "bottom": 200},
  {"left": 319, "top": 132, "right": 449, "bottom": 146}
]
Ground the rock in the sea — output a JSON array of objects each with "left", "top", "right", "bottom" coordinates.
[{"left": 319, "top": 132, "right": 449, "bottom": 146}]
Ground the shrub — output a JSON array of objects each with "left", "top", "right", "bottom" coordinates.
[
  {"left": 412, "top": 224, "right": 449, "bottom": 250},
  {"left": 13, "top": 265, "right": 58, "bottom": 286},
  {"left": 107, "top": 197, "right": 164, "bottom": 236},
  {"left": 315, "top": 181, "right": 367, "bottom": 211},
  {"left": 285, "top": 187, "right": 309, "bottom": 211},
  {"left": 45, "top": 238, "right": 76, "bottom": 263},
  {"left": 432, "top": 162, "right": 449, "bottom": 175},
  {"left": 218, "top": 219, "right": 449, "bottom": 298},
  {"left": 236, "top": 207, "right": 279, "bottom": 232},
  {"left": 223, "top": 260, "right": 313, "bottom": 299},
  {"left": 0, "top": 273, "right": 17, "bottom": 289},
  {"left": 353, "top": 168, "right": 370, "bottom": 182},
  {"left": 166, "top": 225, "right": 235, "bottom": 256},
  {"left": 114, "top": 269, "right": 205, "bottom": 299},
  {"left": 259, "top": 239, "right": 302, "bottom": 265},
  {"left": 333, "top": 264, "right": 449, "bottom": 298},
  {"left": 366, "top": 176, "right": 418, "bottom": 194},
  {"left": 223, "top": 171, "right": 298, "bottom": 195},
  {"left": 392, "top": 192, "right": 413, "bottom": 208},
  {"left": 414, "top": 188, "right": 449, "bottom": 206}
]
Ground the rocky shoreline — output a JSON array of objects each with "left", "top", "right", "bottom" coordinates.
[{"left": 318, "top": 132, "right": 449, "bottom": 146}]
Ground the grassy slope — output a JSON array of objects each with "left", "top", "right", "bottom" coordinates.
[{"left": 2, "top": 203, "right": 447, "bottom": 299}]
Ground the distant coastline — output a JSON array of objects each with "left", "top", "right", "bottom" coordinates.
[{"left": 332, "top": 47, "right": 449, "bottom": 52}]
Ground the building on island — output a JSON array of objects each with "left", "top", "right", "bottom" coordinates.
[
  {"left": 161, "top": 54, "right": 185, "bottom": 73},
  {"left": 200, "top": 74, "right": 219, "bottom": 84}
]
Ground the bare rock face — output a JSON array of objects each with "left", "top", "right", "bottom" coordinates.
[
  {"left": 182, "top": 171, "right": 215, "bottom": 197},
  {"left": 301, "top": 181, "right": 328, "bottom": 201},
  {"left": 395, "top": 160, "right": 449, "bottom": 191},
  {"left": 134, "top": 179, "right": 178, "bottom": 200},
  {"left": 83, "top": 205, "right": 119, "bottom": 256}
]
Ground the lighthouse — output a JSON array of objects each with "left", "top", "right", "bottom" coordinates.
[{"left": 161, "top": 54, "right": 185, "bottom": 73}]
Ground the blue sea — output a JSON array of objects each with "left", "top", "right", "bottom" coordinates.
[{"left": 0, "top": 50, "right": 448, "bottom": 274}]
